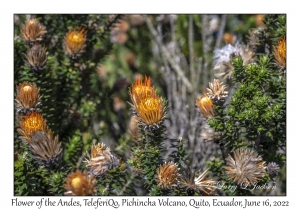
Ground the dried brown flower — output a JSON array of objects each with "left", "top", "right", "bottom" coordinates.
[
  {"left": 113, "top": 96, "right": 126, "bottom": 112},
  {"left": 29, "top": 131, "right": 63, "bottom": 168},
  {"left": 21, "top": 18, "right": 47, "bottom": 45},
  {"left": 206, "top": 79, "right": 228, "bottom": 105},
  {"left": 224, "top": 148, "right": 266, "bottom": 186},
  {"left": 181, "top": 167, "right": 216, "bottom": 195},
  {"left": 84, "top": 143, "right": 119, "bottom": 176},
  {"left": 128, "top": 115, "right": 141, "bottom": 142},
  {"left": 64, "top": 170, "right": 97, "bottom": 196},
  {"left": 156, "top": 162, "right": 180, "bottom": 189},
  {"left": 267, "top": 162, "right": 280, "bottom": 176},
  {"left": 214, "top": 43, "right": 255, "bottom": 79},
  {"left": 24, "top": 44, "right": 48, "bottom": 72}
]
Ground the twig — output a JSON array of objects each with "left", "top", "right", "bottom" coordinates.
[
  {"left": 212, "top": 15, "right": 227, "bottom": 81},
  {"left": 214, "top": 14, "right": 227, "bottom": 50},
  {"left": 117, "top": 175, "right": 133, "bottom": 196},
  {"left": 145, "top": 15, "right": 192, "bottom": 92},
  {"left": 201, "top": 15, "right": 209, "bottom": 86},
  {"left": 189, "top": 15, "right": 196, "bottom": 119}
]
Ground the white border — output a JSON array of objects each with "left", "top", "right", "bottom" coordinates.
[{"left": 2, "top": 0, "right": 298, "bottom": 209}]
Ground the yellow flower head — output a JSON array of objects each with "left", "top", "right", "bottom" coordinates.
[
  {"left": 15, "top": 82, "right": 41, "bottom": 114},
  {"left": 63, "top": 26, "right": 87, "bottom": 59},
  {"left": 21, "top": 18, "right": 47, "bottom": 45},
  {"left": 64, "top": 170, "right": 97, "bottom": 196},
  {"left": 196, "top": 95, "right": 215, "bottom": 119},
  {"left": 156, "top": 162, "right": 180, "bottom": 189},
  {"left": 273, "top": 36, "right": 286, "bottom": 68},
  {"left": 129, "top": 75, "right": 166, "bottom": 130},
  {"left": 17, "top": 111, "right": 48, "bottom": 144}
]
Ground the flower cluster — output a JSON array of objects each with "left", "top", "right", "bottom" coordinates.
[
  {"left": 17, "top": 111, "right": 63, "bottom": 168},
  {"left": 129, "top": 75, "right": 166, "bottom": 131},
  {"left": 21, "top": 18, "right": 48, "bottom": 73},
  {"left": 16, "top": 80, "right": 62, "bottom": 168}
]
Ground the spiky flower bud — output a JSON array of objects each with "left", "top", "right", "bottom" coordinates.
[
  {"left": 206, "top": 79, "right": 228, "bottom": 105},
  {"left": 224, "top": 148, "right": 266, "bottom": 186},
  {"left": 15, "top": 82, "right": 41, "bottom": 114},
  {"left": 64, "top": 170, "right": 97, "bottom": 196},
  {"left": 156, "top": 162, "right": 180, "bottom": 189},
  {"left": 129, "top": 75, "right": 166, "bottom": 131},
  {"left": 24, "top": 44, "right": 48, "bottom": 72},
  {"left": 196, "top": 95, "right": 215, "bottom": 119},
  {"left": 17, "top": 111, "right": 48, "bottom": 144},
  {"left": 21, "top": 18, "right": 47, "bottom": 45},
  {"left": 273, "top": 36, "right": 286, "bottom": 69},
  {"left": 267, "top": 162, "right": 280, "bottom": 176},
  {"left": 63, "top": 26, "right": 87, "bottom": 59},
  {"left": 84, "top": 143, "right": 119, "bottom": 176},
  {"left": 29, "top": 131, "right": 63, "bottom": 168}
]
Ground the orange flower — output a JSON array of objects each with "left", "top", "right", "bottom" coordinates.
[
  {"left": 63, "top": 26, "right": 87, "bottom": 59},
  {"left": 129, "top": 75, "right": 166, "bottom": 130},
  {"left": 17, "top": 111, "right": 48, "bottom": 144},
  {"left": 273, "top": 36, "right": 286, "bottom": 68},
  {"left": 196, "top": 95, "right": 215, "bottom": 119},
  {"left": 64, "top": 170, "right": 97, "bottom": 196}
]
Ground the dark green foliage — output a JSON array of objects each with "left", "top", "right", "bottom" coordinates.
[
  {"left": 169, "top": 138, "right": 189, "bottom": 168},
  {"left": 14, "top": 148, "right": 49, "bottom": 195},
  {"left": 207, "top": 14, "right": 286, "bottom": 195},
  {"left": 48, "top": 171, "right": 69, "bottom": 196}
]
